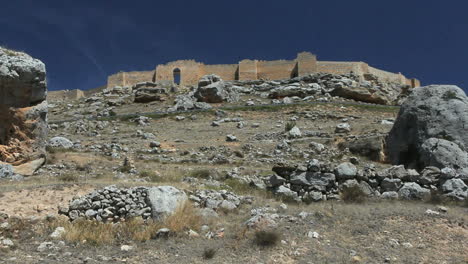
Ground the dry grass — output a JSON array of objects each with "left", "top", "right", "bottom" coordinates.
[{"left": 44, "top": 202, "right": 201, "bottom": 245}]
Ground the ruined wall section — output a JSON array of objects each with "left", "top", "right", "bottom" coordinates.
[
  {"left": 238, "top": 60, "right": 258, "bottom": 81},
  {"left": 124, "top": 71, "right": 154, "bottom": 87},
  {"left": 297, "top": 52, "right": 317, "bottom": 76},
  {"left": 203, "top": 64, "right": 238, "bottom": 81},
  {"left": 317, "top": 61, "right": 367, "bottom": 76},
  {"left": 257, "top": 60, "right": 296, "bottom": 80},
  {"left": 367, "top": 66, "right": 406, "bottom": 85},
  {"left": 155, "top": 60, "right": 203, "bottom": 86},
  {"left": 107, "top": 72, "right": 125, "bottom": 88}
]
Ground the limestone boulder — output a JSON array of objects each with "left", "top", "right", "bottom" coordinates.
[
  {"left": 146, "top": 186, "right": 188, "bottom": 220},
  {"left": 194, "top": 75, "right": 238, "bottom": 103},
  {"left": 0, "top": 48, "right": 48, "bottom": 166},
  {"left": 387, "top": 85, "right": 468, "bottom": 170},
  {"left": 0, "top": 48, "right": 47, "bottom": 107},
  {"left": 134, "top": 82, "right": 167, "bottom": 103},
  {"left": 419, "top": 138, "right": 468, "bottom": 170},
  {"left": 48, "top": 137, "right": 73, "bottom": 149}
]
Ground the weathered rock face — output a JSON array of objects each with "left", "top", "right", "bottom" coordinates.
[
  {"left": 133, "top": 82, "right": 167, "bottom": 103},
  {"left": 0, "top": 48, "right": 48, "bottom": 166},
  {"left": 194, "top": 74, "right": 239, "bottom": 103},
  {"left": 387, "top": 85, "right": 468, "bottom": 170}
]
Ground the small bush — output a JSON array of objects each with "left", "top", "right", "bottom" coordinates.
[
  {"left": 189, "top": 169, "right": 211, "bottom": 179},
  {"left": 58, "top": 173, "right": 78, "bottom": 182},
  {"left": 284, "top": 121, "right": 296, "bottom": 132},
  {"left": 340, "top": 185, "right": 367, "bottom": 203},
  {"left": 443, "top": 91, "right": 458, "bottom": 101},
  {"left": 202, "top": 247, "right": 217, "bottom": 259},
  {"left": 254, "top": 230, "right": 280, "bottom": 247}
]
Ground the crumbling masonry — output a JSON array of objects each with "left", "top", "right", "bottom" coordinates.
[{"left": 107, "top": 52, "right": 420, "bottom": 88}]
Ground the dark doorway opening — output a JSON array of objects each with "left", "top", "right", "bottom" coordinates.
[{"left": 173, "top": 68, "right": 181, "bottom": 85}]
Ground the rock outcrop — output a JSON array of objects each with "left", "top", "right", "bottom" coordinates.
[
  {"left": 194, "top": 74, "right": 239, "bottom": 103},
  {"left": 386, "top": 85, "right": 468, "bottom": 170},
  {"left": 0, "top": 48, "right": 48, "bottom": 169}
]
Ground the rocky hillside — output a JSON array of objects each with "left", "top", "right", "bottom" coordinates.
[{"left": 0, "top": 59, "right": 467, "bottom": 263}]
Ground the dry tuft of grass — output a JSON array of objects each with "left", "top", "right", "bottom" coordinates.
[
  {"left": 253, "top": 230, "right": 281, "bottom": 247},
  {"left": 43, "top": 202, "right": 201, "bottom": 246},
  {"left": 62, "top": 219, "right": 115, "bottom": 245},
  {"left": 58, "top": 173, "right": 79, "bottom": 182},
  {"left": 340, "top": 185, "right": 367, "bottom": 203},
  {"left": 162, "top": 202, "right": 201, "bottom": 233},
  {"left": 202, "top": 247, "right": 217, "bottom": 259}
]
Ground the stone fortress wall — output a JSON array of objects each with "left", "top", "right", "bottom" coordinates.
[{"left": 107, "top": 52, "right": 420, "bottom": 88}]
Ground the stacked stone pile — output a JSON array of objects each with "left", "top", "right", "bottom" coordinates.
[
  {"left": 266, "top": 160, "right": 467, "bottom": 202},
  {"left": 59, "top": 185, "right": 188, "bottom": 222}
]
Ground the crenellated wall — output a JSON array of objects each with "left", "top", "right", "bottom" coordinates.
[{"left": 106, "top": 52, "right": 419, "bottom": 88}]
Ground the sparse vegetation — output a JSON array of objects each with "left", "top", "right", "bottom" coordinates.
[
  {"left": 189, "top": 169, "right": 212, "bottom": 179},
  {"left": 138, "top": 170, "right": 163, "bottom": 182},
  {"left": 202, "top": 247, "right": 217, "bottom": 259},
  {"left": 340, "top": 185, "right": 367, "bottom": 203},
  {"left": 284, "top": 121, "right": 296, "bottom": 132},
  {"left": 443, "top": 90, "right": 459, "bottom": 100},
  {"left": 253, "top": 230, "right": 280, "bottom": 247},
  {"left": 58, "top": 173, "right": 79, "bottom": 182}
]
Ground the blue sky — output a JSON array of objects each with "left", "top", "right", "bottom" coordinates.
[{"left": 1, "top": 0, "right": 467, "bottom": 92}]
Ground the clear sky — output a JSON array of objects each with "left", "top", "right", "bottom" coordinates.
[{"left": 1, "top": 0, "right": 467, "bottom": 92}]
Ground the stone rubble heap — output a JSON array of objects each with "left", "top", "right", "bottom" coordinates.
[
  {"left": 188, "top": 189, "right": 254, "bottom": 212},
  {"left": 59, "top": 185, "right": 188, "bottom": 222},
  {"left": 266, "top": 160, "right": 468, "bottom": 202}
]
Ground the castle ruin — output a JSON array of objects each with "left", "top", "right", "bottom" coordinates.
[{"left": 107, "top": 52, "right": 420, "bottom": 88}]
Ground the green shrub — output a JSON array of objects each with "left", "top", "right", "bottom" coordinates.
[{"left": 284, "top": 121, "right": 296, "bottom": 132}]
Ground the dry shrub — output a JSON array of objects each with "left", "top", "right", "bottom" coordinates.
[
  {"left": 163, "top": 202, "right": 201, "bottom": 233},
  {"left": 62, "top": 219, "right": 115, "bottom": 245},
  {"left": 58, "top": 173, "right": 79, "bottom": 182},
  {"left": 203, "top": 247, "right": 217, "bottom": 259},
  {"left": 340, "top": 185, "right": 367, "bottom": 203},
  {"left": 254, "top": 230, "right": 280, "bottom": 247}
]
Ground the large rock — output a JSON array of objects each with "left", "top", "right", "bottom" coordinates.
[
  {"left": 146, "top": 186, "right": 188, "bottom": 219},
  {"left": 331, "top": 85, "right": 393, "bottom": 105},
  {"left": 398, "top": 182, "right": 430, "bottom": 200},
  {"left": 0, "top": 48, "right": 48, "bottom": 166},
  {"left": 134, "top": 83, "right": 167, "bottom": 103},
  {"left": 334, "top": 162, "right": 357, "bottom": 180},
  {"left": 194, "top": 75, "right": 238, "bottom": 103},
  {"left": 387, "top": 85, "right": 468, "bottom": 170},
  {"left": 0, "top": 163, "right": 14, "bottom": 178},
  {"left": 48, "top": 137, "right": 73, "bottom": 149},
  {"left": 419, "top": 138, "right": 468, "bottom": 170},
  {"left": 340, "top": 135, "right": 386, "bottom": 161},
  {"left": 440, "top": 178, "right": 467, "bottom": 200}
]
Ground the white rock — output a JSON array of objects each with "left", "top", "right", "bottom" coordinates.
[
  {"left": 120, "top": 245, "right": 133, "bottom": 251},
  {"left": 50, "top": 227, "right": 66, "bottom": 239}
]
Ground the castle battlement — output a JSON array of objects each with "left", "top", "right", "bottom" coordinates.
[{"left": 107, "top": 52, "right": 420, "bottom": 88}]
